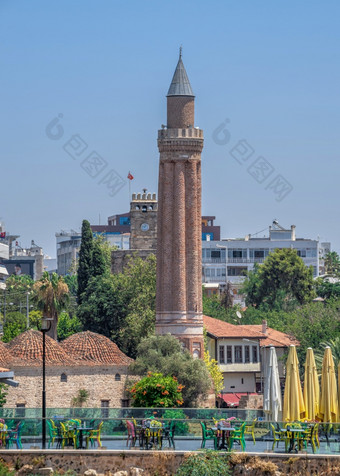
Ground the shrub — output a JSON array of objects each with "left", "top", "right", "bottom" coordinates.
[
  {"left": 129, "top": 372, "right": 184, "bottom": 407},
  {"left": 163, "top": 408, "right": 189, "bottom": 435},
  {"left": 176, "top": 451, "right": 231, "bottom": 476}
]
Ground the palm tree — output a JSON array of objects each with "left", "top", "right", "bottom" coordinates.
[
  {"left": 314, "top": 337, "right": 340, "bottom": 376},
  {"left": 32, "top": 272, "right": 69, "bottom": 339},
  {"left": 324, "top": 251, "right": 340, "bottom": 277}
]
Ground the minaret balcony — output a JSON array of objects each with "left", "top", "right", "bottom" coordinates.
[{"left": 158, "top": 127, "right": 203, "bottom": 140}]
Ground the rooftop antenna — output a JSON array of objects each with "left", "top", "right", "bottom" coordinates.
[
  {"left": 143, "top": 188, "right": 147, "bottom": 194},
  {"left": 179, "top": 45, "right": 183, "bottom": 58}
]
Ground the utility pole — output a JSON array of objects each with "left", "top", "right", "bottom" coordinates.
[{"left": 26, "top": 292, "right": 30, "bottom": 329}]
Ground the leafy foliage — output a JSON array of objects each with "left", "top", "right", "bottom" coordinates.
[
  {"left": 175, "top": 451, "right": 231, "bottom": 476},
  {"left": 241, "top": 248, "right": 315, "bottom": 310},
  {"left": 71, "top": 388, "right": 89, "bottom": 407},
  {"left": 2, "top": 311, "right": 26, "bottom": 342},
  {"left": 32, "top": 272, "right": 69, "bottom": 339},
  {"left": 63, "top": 275, "right": 78, "bottom": 296},
  {"left": 130, "top": 334, "right": 211, "bottom": 407},
  {"left": 0, "top": 384, "right": 7, "bottom": 408},
  {"left": 324, "top": 251, "right": 340, "bottom": 277},
  {"left": 204, "top": 350, "right": 223, "bottom": 396},
  {"left": 129, "top": 372, "right": 184, "bottom": 407},
  {"left": 316, "top": 279, "right": 340, "bottom": 300},
  {"left": 77, "top": 219, "right": 94, "bottom": 304},
  {"left": 314, "top": 337, "right": 340, "bottom": 373},
  {"left": 57, "top": 311, "right": 83, "bottom": 341},
  {"left": 78, "top": 254, "right": 156, "bottom": 357}
]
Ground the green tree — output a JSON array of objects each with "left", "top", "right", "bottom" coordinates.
[
  {"left": 77, "top": 219, "right": 94, "bottom": 304},
  {"left": 130, "top": 334, "right": 211, "bottom": 407},
  {"left": 1, "top": 275, "right": 35, "bottom": 317},
  {"left": 63, "top": 275, "right": 78, "bottom": 296},
  {"left": 78, "top": 254, "right": 156, "bottom": 357},
  {"left": 324, "top": 251, "right": 340, "bottom": 277},
  {"left": 90, "top": 235, "right": 112, "bottom": 278},
  {"left": 2, "top": 311, "right": 26, "bottom": 342},
  {"left": 129, "top": 372, "right": 184, "bottom": 407},
  {"left": 0, "top": 384, "right": 7, "bottom": 408},
  {"left": 203, "top": 350, "right": 223, "bottom": 396},
  {"left": 314, "top": 337, "right": 340, "bottom": 373},
  {"left": 242, "top": 249, "right": 315, "bottom": 310},
  {"left": 57, "top": 311, "right": 83, "bottom": 340},
  {"left": 28, "top": 310, "right": 43, "bottom": 329},
  {"left": 316, "top": 279, "right": 340, "bottom": 300},
  {"left": 32, "top": 272, "right": 69, "bottom": 339}
]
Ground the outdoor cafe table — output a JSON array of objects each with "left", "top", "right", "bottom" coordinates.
[
  {"left": 281, "top": 427, "right": 307, "bottom": 453},
  {"left": 211, "top": 426, "right": 236, "bottom": 451},
  {"left": 76, "top": 426, "right": 93, "bottom": 449},
  {"left": 139, "top": 422, "right": 163, "bottom": 450}
]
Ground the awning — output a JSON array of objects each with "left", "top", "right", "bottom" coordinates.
[
  {"left": 0, "top": 265, "right": 8, "bottom": 276},
  {"left": 218, "top": 392, "right": 258, "bottom": 407}
]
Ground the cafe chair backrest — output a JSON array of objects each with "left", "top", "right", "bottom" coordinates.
[{"left": 150, "top": 420, "right": 162, "bottom": 429}]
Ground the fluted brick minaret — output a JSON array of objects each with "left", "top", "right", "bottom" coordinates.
[{"left": 155, "top": 50, "right": 204, "bottom": 358}]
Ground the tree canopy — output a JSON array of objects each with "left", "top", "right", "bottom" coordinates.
[
  {"left": 32, "top": 272, "right": 69, "bottom": 339},
  {"left": 241, "top": 248, "right": 315, "bottom": 310},
  {"left": 77, "top": 254, "right": 156, "bottom": 357},
  {"left": 77, "top": 219, "right": 94, "bottom": 304},
  {"left": 130, "top": 334, "right": 211, "bottom": 407}
]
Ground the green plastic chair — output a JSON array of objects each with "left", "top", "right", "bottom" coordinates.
[
  {"left": 229, "top": 422, "right": 246, "bottom": 451},
  {"left": 270, "top": 423, "right": 289, "bottom": 452},
  {"left": 46, "top": 420, "right": 59, "bottom": 448},
  {"left": 200, "top": 421, "right": 218, "bottom": 450},
  {"left": 86, "top": 421, "right": 103, "bottom": 448}
]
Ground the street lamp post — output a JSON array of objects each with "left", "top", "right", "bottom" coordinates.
[{"left": 41, "top": 317, "right": 52, "bottom": 450}]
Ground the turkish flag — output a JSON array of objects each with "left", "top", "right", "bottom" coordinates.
[{"left": 127, "top": 172, "right": 134, "bottom": 180}]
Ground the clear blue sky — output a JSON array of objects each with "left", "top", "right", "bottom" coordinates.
[{"left": 1, "top": 0, "right": 339, "bottom": 257}]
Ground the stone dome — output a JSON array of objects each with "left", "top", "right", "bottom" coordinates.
[
  {"left": 61, "top": 331, "right": 133, "bottom": 365},
  {"left": 7, "top": 329, "right": 76, "bottom": 366},
  {"left": 0, "top": 340, "right": 13, "bottom": 369}
]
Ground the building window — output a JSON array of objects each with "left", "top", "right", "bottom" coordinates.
[
  {"left": 234, "top": 346, "right": 243, "bottom": 363},
  {"left": 142, "top": 205, "right": 147, "bottom": 212},
  {"left": 227, "top": 267, "right": 247, "bottom": 276},
  {"left": 252, "top": 346, "right": 258, "bottom": 363},
  {"left": 119, "top": 216, "right": 130, "bottom": 225},
  {"left": 16, "top": 403, "right": 25, "bottom": 418},
  {"left": 219, "top": 345, "right": 225, "bottom": 364},
  {"left": 241, "top": 378, "right": 244, "bottom": 384},
  {"left": 226, "top": 346, "right": 232, "bottom": 364},
  {"left": 244, "top": 346, "right": 250, "bottom": 363},
  {"left": 149, "top": 205, "right": 153, "bottom": 210},
  {"left": 121, "top": 399, "right": 129, "bottom": 407},
  {"left": 60, "top": 373, "right": 67, "bottom": 382},
  {"left": 115, "top": 373, "right": 121, "bottom": 381},
  {"left": 101, "top": 400, "right": 110, "bottom": 418}
]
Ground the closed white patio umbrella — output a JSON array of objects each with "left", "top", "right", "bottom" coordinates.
[{"left": 264, "top": 346, "right": 282, "bottom": 421}]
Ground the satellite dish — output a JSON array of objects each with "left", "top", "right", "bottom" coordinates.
[{"left": 236, "top": 311, "right": 242, "bottom": 319}]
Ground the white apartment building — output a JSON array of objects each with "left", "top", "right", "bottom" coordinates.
[{"left": 202, "top": 222, "right": 330, "bottom": 297}]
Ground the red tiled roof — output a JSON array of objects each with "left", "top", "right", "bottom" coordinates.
[
  {"left": 204, "top": 315, "right": 299, "bottom": 348},
  {"left": 7, "top": 330, "right": 77, "bottom": 366},
  {"left": 203, "top": 315, "right": 264, "bottom": 339},
  {"left": 252, "top": 325, "right": 299, "bottom": 348},
  {"left": 61, "top": 331, "right": 133, "bottom": 366},
  {"left": 0, "top": 341, "right": 13, "bottom": 367}
]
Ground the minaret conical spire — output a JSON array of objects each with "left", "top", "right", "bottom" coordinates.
[{"left": 167, "top": 48, "right": 194, "bottom": 97}]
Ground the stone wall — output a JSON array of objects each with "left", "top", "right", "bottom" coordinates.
[
  {"left": 111, "top": 250, "right": 155, "bottom": 275},
  {"left": 5, "top": 365, "right": 129, "bottom": 408},
  {"left": 1, "top": 450, "right": 340, "bottom": 476}
]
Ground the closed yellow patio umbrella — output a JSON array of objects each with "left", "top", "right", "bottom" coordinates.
[
  {"left": 303, "top": 347, "right": 319, "bottom": 421},
  {"left": 283, "top": 345, "right": 305, "bottom": 422},
  {"left": 318, "top": 346, "right": 338, "bottom": 422}
]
